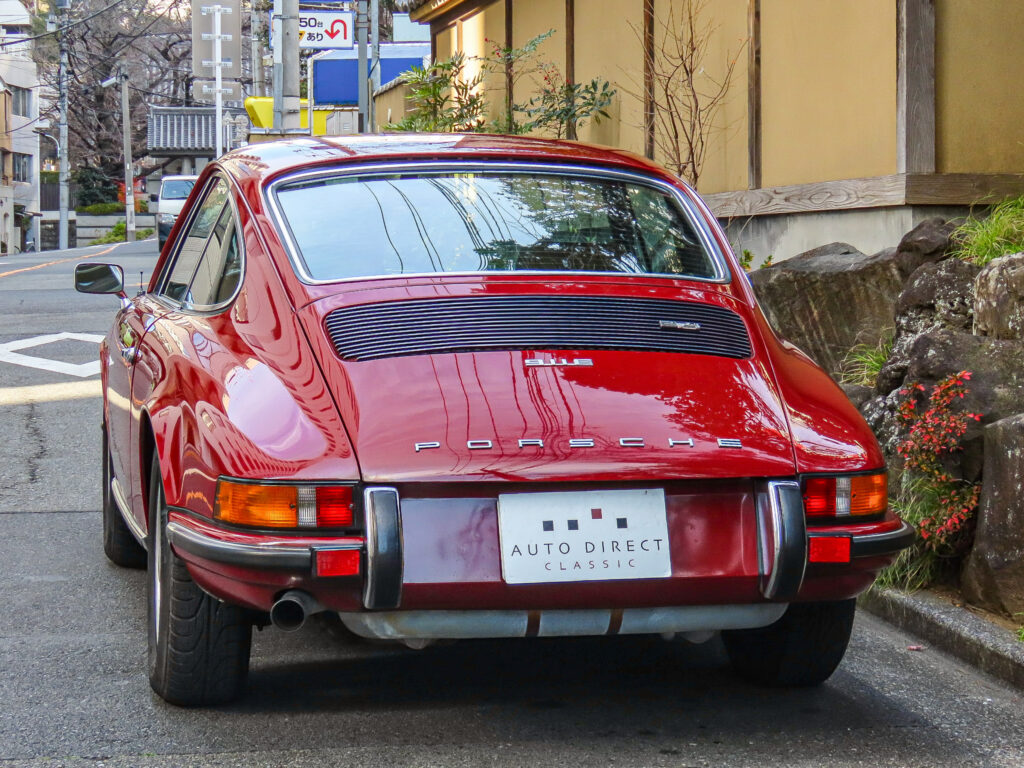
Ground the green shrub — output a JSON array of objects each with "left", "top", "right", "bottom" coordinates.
[
  {"left": 77, "top": 201, "right": 125, "bottom": 215},
  {"left": 738, "top": 249, "right": 774, "bottom": 273},
  {"left": 875, "top": 372, "right": 982, "bottom": 591},
  {"left": 90, "top": 221, "right": 154, "bottom": 244},
  {"left": 953, "top": 195, "right": 1024, "bottom": 265},
  {"left": 73, "top": 166, "right": 117, "bottom": 207}
]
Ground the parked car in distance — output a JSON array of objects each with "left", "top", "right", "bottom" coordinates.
[
  {"left": 76, "top": 134, "right": 913, "bottom": 706},
  {"left": 151, "top": 174, "right": 198, "bottom": 248}
]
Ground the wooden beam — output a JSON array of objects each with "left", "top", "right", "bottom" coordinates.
[
  {"left": 705, "top": 173, "right": 1024, "bottom": 219},
  {"left": 897, "top": 0, "right": 936, "bottom": 174},
  {"left": 565, "top": 0, "right": 575, "bottom": 84},
  {"left": 905, "top": 173, "right": 1024, "bottom": 206},
  {"left": 411, "top": 0, "right": 470, "bottom": 24},
  {"left": 505, "top": 0, "right": 513, "bottom": 123},
  {"left": 706, "top": 175, "right": 907, "bottom": 218},
  {"left": 643, "top": 0, "right": 655, "bottom": 159},
  {"left": 565, "top": 0, "right": 575, "bottom": 139},
  {"left": 747, "top": 0, "right": 761, "bottom": 190}
]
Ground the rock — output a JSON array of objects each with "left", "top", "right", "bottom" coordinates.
[
  {"left": 840, "top": 383, "right": 873, "bottom": 409},
  {"left": 750, "top": 243, "right": 923, "bottom": 375},
  {"left": 875, "top": 259, "right": 980, "bottom": 393},
  {"left": 974, "top": 252, "right": 1024, "bottom": 339},
  {"left": 859, "top": 389, "right": 912, "bottom": 476},
  {"left": 961, "top": 414, "right": 1024, "bottom": 616},
  {"left": 896, "top": 217, "right": 958, "bottom": 260}
]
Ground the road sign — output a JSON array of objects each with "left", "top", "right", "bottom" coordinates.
[
  {"left": 298, "top": 11, "right": 354, "bottom": 49},
  {"left": 192, "top": 0, "right": 241, "bottom": 79},
  {"left": 194, "top": 79, "right": 243, "bottom": 102}
]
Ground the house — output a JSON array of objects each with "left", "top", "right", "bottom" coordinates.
[
  {"left": 0, "top": 0, "right": 41, "bottom": 252},
  {"left": 403, "top": 0, "right": 1024, "bottom": 260}
]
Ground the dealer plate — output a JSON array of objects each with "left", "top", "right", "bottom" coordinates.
[{"left": 497, "top": 489, "right": 671, "bottom": 585}]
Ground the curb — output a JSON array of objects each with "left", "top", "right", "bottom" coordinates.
[{"left": 859, "top": 588, "right": 1024, "bottom": 688}]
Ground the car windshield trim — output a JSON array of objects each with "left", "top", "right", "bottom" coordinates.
[{"left": 265, "top": 162, "right": 731, "bottom": 286}]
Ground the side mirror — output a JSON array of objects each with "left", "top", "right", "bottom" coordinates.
[
  {"left": 75, "top": 262, "right": 125, "bottom": 296},
  {"left": 149, "top": 193, "right": 159, "bottom": 203}
]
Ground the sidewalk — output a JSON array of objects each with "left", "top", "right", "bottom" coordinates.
[{"left": 859, "top": 588, "right": 1024, "bottom": 688}]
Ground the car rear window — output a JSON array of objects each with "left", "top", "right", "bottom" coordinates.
[
  {"left": 274, "top": 170, "right": 722, "bottom": 282},
  {"left": 161, "top": 179, "right": 195, "bottom": 200}
]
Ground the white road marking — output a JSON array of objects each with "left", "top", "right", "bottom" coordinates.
[
  {"left": 0, "top": 332, "right": 104, "bottom": 377},
  {"left": 0, "top": 380, "right": 101, "bottom": 406}
]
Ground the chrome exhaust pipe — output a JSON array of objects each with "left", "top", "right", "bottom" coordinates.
[{"left": 270, "top": 590, "right": 324, "bottom": 632}]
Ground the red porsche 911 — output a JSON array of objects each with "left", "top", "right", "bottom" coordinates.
[{"left": 75, "top": 134, "right": 912, "bottom": 705}]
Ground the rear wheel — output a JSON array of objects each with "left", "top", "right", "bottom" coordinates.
[
  {"left": 101, "top": 426, "right": 145, "bottom": 568},
  {"left": 722, "top": 599, "right": 857, "bottom": 687},
  {"left": 147, "top": 456, "right": 252, "bottom": 705}
]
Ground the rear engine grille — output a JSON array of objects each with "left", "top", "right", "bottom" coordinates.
[{"left": 324, "top": 295, "right": 752, "bottom": 361}]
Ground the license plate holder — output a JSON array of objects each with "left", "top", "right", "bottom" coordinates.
[{"left": 496, "top": 488, "right": 671, "bottom": 585}]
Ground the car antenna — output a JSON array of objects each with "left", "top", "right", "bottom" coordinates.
[{"left": 137, "top": 271, "right": 145, "bottom": 297}]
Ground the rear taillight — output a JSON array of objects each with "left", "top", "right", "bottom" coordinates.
[
  {"left": 802, "top": 472, "right": 887, "bottom": 519},
  {"left": 215, "top": 480, "right": 356, "bottom": 529}
]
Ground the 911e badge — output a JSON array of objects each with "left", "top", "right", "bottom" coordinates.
[{"left": 496, "top": 489, "right": 671, "bottom": 584}]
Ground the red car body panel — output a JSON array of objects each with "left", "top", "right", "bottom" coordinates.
[{"left": 99, "top": 134, "right": 907, "bottom": 629}]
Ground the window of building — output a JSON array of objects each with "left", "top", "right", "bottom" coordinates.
[
  {"left": 12, "top": 153, "right": 32, "bottom": 183},
  {"left": 10, "top": 86, "right": 30, "bottom": 118}
]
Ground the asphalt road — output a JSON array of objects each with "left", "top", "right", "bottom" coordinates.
[{"left": 2, "top": 243, "right": 1024, "bottom": 768}]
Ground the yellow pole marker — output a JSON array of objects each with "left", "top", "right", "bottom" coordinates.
[{"left": 0, "top": 380, "right": 102, "bottom": 406}]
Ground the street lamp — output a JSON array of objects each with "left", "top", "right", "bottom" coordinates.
[
  {"left": 36, "top": 131, "right": 59, "bottom": 164},
  {"left": 100, "top": 64, "right": 135, "bottom": 242}
]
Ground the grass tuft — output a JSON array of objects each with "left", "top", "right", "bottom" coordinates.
[
  {"left": 91, "top": 221, "right": 154, "bottom": 245},
  {"left": 873, "top": 475, "right": 944, "bottom": 592},
  {"left": 838, "top": 333, "right": 893, "bottom": 388},
  {"left": 953, "top": 196, "right": 1024, "bottom": 266}
]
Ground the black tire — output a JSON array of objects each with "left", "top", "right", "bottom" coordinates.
[
  {"left": 722, "top": 599, "right": 857, "bottom": 687},
  {"left": 147, "top": 457, "right": 252, "bottom": 706},
  {"left": 101, "top": 426, "right": 146, "bottom": 568}
]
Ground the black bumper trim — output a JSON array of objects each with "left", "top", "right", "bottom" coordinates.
[
  {"left": 166, "top": 521, "right": 360, "bottom": 570},
  {"left": 849, "top": 521, "right": 916, "bottom": 558}
]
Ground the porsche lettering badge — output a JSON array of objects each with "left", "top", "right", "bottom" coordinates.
[{"left": 414, "top": 437, "right": 742, "bottom": 452}]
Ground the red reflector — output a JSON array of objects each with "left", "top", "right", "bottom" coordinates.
[
  {"left": 316, "top": 486, "right": 354, "bottom": 527},
  {"left": 809, "top": 537, "right": 851, "bottom": 564},
  {"left": 315, "top": 548, "right": 361, "bottom": 577},
  {"left": 803, "top": 477, "right": 837, "bottom": 517}
]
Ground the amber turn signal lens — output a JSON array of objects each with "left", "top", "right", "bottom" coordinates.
[
  {"left": 849, "top": 472, "right": 887, "bottom": 516},
  {"left": 215, "top": 481, "right": 298, "bottom": 528}
]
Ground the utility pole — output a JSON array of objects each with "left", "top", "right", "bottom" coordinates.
[
  {"left": 119, "top": 64, "right": 135, "bottom": 242},
  {"left": 272, "top": 0, "right": 282, "bottom": 129},
  {"left": 57, "top": 2, "right": 69, "bottom": 250},
  {"left": 250, "top": 8, "right": 265, "bottom": 97},
  {"left": 356, "top": 0, "right": 367, "bottom": 132},
  {"left": 369, "top": 0, "right": 379, "bottom": 130},
  {"left": 281, "top": 0, "right": 300, "bottom": 131}
]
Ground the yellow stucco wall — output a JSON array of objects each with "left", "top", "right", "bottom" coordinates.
[
  {"left": 374, "top": 82, "right": 413, "bottom": 129},
  {"left": 760, "top": 0, "right": 897, "bottom": 187},
  {"left": 435, "top": 24, "right": 456, "bottom": 59},
  {"left": 574, "top": 0, "right": 645, "bottom": 156},
  {"left": 459, "top": 1, "right": 507, "bottom": 124},
  {"left": 935, "top": 0, "right": 1024, "bottom": 174},
  {"left": 651, "top": 0, "right": 749, "bottom": 193},
  {"left": 511, "top": 0, "right": 564, "bottom": 73}
]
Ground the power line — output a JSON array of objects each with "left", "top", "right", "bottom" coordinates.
[{"left": 0, "top": 0, "right": 128, "bottom": 48}]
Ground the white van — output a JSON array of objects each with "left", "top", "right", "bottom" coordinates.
[{"left": 153, "top": 175, "right": 199, "bottom": 247}]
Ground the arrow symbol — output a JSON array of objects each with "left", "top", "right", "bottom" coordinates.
[{"left": 324, "top": 18, "right": 347, "bottom": 39}]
